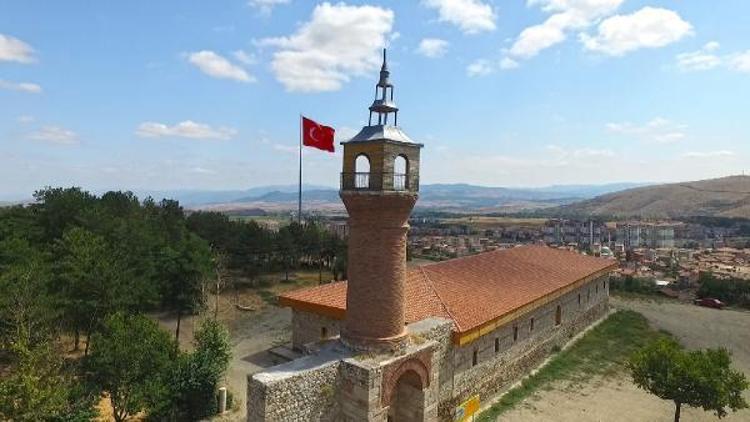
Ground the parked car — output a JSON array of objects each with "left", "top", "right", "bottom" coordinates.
[{"left": 693, "top": 297, "right": 725, "bottom": 309}]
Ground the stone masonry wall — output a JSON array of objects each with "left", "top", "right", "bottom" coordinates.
[
  {"left": 247, "top": 353, "right": 342, "bottom": 422},
  {"left": 291, "top": 309, "right": 342, "bottom": 351},
  {"left": 437, "top": 275, "right": 610, "bottom": 419}
]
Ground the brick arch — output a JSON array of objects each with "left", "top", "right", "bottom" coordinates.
[{"left": 381, "top": 354, "right": 431, "bottom": 407}]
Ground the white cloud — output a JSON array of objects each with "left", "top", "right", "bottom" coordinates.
[
  {"left": 704, "top": 41, "right": 720, "bottom": 52},
  {"left": 573, "top": 147, "right": 614, "bottom": 158},
  {"left": 17, "top": 115, "right": 35, "bottom": 124},
  {"left": 233, "top": 50, "right": 256, "bottom": 65},
  {"left": 580, "top": 7, "right": 693, "bottom": 56},
  {"left": 509, "top": 0, "right": 624, "bottom": 59},
  {"left": 28, "top": 126, "right": 78, "bottom": 145},
  {"left": 0, "top": 34, "right": 36, "bottom": 63},
  {"left": 546, "top": 144, "right": 614, "bottom": 159},
  {"left": 273, "top": 143, "right": 298, "bottom": 154},
  {"left": 728, "top": 51, "right": 750, "bottom": 73},
  {"left": 676, "top": 48, "right": 722, "bottom": 72},
  {"left": 258, "top": 2, "right": 394, "bottom": 92},
  {"left": 499, "top": 57, "right": 519, "bottom": 70},
  {"left": 422, "top": 0, "right": 496, "bottom": 34},
  {"left": 682, "top": 150, "right": 735, "bottom": 159},
  {"left": 187, "top": 51, "right": 254, "bottom": 82},
  {"left": 136, "top": 121, "right": 237, "bottom": 140},
  {"left": 675, "top": 43, "right": 750, "bottom": 74},
  {"left": 191, "top": 166, "right": 218, "bottom": 175},
  {"left": 0, "top": 79, "right": 42, "bottom": 94},
  {"left": 606, "top": 117, "right": 686, "bottom": 143},
  {"left": 466, "top": 59, "right": 494, "bottom": 76},
  {"left": 249, "top": 0, "right": 290, "bottom": 14},
  {"left": 417, "top": 38, "right": 449, "bottom": 58}
]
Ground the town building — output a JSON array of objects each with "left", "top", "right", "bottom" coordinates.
[
  {"left": 246, "top": 50, "right": 616, "bottom": 422},
  {"left": 543, "top": 219, "right": 606, "bottom": 248},
  {"left": 616, "top": 221, "right": 678, "bottom": 249}
]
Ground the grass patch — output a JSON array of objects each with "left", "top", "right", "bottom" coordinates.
[
  {"left": 611, "top": 290, "right": 675, "bottom": 303},
  {"left": 476, "top": 310, "right": 671, "bottom": 421}
]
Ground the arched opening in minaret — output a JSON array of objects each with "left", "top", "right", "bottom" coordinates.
[
  {"left": 387, "top": 370, "right": 425, "bottom": 422},
  {"left": 354, "top": 154, "right": 370, "bottom": 189},
  {"left": 393, "top": 155, "right": 408, "bottom": 191}
]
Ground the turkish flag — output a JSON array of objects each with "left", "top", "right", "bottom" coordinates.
[{"left": 302, "top": 117, "right": 335, "bottom": 153}]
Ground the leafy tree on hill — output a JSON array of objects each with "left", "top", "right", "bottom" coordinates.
[
  {"left": 629, "top": 338, "right": 748, "bottom": 422},
  {"left": 87, "top": 313, "right": 176, "bottom": 422}
]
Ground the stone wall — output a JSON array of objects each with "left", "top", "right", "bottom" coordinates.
[
  {"left": 436, "top": 275, "right": 610, "bottom": 419},
  {"left": 291, "top": 309, "right": 342, "bottom": 351},
  {"left": 247, "top": 347, "right": 346, "bottom": 422}
]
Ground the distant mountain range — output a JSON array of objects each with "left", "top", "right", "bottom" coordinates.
[
  {"left": 185, "top": 182, "right": 647, "bottom": 213},
  {"left": 551, "top": 175, "right": 750, "bottom": 219},
  {"left": 7, "top": 177, "right": 750, "bottom": 218}
]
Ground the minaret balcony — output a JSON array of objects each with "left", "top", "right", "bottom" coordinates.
[{"left": 341, "top": 172, "right": 418, "bottom": 193}]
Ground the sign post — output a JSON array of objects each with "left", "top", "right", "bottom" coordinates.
[{"left": 454, "top": 395, "right": 480, "bottom": 422}]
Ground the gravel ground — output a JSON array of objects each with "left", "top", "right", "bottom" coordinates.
[
  {"left": 224, "top": 305, "right": 291, "bottom": 420},
  {"left": 498, "top": 297, "right": 750, "bottom": 422}
]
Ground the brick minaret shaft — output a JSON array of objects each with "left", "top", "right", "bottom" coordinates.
[
  {"left": 341, "top": 192, "right": 416, "bottom": 349},
  {"left": 339, "top": 49, "right": 423, "bottom": 352}
]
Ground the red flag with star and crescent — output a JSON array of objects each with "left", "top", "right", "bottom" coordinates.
[{"left": 302, "top": 116, "right": 335, "bottom": 153}]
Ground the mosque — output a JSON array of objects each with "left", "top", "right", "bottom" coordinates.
[{"left": 247, "top": 50, "right": 616, "bottom": 422}]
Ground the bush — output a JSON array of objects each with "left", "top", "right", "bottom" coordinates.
[
  {"left": 168, "top": 319, "right": 231, "bottom": 421},
  {"left": 611, "top": 276, "right": 659, "bottom": 295},
  {"left": 698, "top": 273, "right": 750, "bottom": 308}
]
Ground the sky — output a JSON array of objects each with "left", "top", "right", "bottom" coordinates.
[{"left": 1, "top": 0, "right": 749, "bottom": 200}]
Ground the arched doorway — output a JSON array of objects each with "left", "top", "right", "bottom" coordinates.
[{"left": 387, "top": 370, "right": 426, "bottom": 422}]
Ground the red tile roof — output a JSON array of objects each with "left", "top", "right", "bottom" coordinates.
[{"left": 279, "top": 245, "right": 616, "bottom": 338}]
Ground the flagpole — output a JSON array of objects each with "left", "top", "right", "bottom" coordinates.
[{"left": 298, "top": 114, "right": 303, "bottom": 225}]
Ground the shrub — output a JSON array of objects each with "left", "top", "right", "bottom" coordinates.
[{"left": 168, "top": 319, "right": 231, "bottom": 421}]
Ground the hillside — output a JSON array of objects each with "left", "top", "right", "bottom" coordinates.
[
  {"left": 193, "top": 182, "right": 641, "bottom": 214},
  {"left": 556, "top": 175, "right": 750, "bottom": 219}
]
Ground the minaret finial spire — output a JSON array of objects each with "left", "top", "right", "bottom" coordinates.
[{"left": 369, "top": 49, "right": 398, "bottom": 126}]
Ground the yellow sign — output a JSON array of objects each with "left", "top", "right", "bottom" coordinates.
[{"left": 454, "top": 395, "right": 480, "bottom": 422}]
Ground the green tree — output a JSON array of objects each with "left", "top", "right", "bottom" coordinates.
[
  {"left": 629, "top": 338, "right": 749, "bottom": 422},
  {"left": 32, "top": 187, "right": 96, "bottom": 242},
  {"left": 88, "top": 313, "right": 176, "bottom": 422},
  {"left": 0, "top": 340, "right": 96, "bottom": 422},
  {"left": 54, "top": 227, "right": 143, "bottom": 353},
  {"left": 0, "top": 238, "right": 96, "bottom": 421},
  {"left": 169, "top": 319, "right": 232, "bottom": 420},
  {"left": 0, "top": 237, "right": 56, "bottom": 350},
  {"left": 159, "top": 231, "right": 213, "bottom": 343}
]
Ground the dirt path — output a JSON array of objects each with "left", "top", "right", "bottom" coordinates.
[
  {"left": 498, "top": 298, "right": 750, "bottom": 421},
  {"left": 224, "top": 305, "right": 292, "bottom": 419}
]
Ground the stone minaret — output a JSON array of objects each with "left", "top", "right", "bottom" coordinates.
[{"left": 340, "top": 49, "right": 423, "bottom": 352}]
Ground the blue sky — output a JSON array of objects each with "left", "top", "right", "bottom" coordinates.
[{"left": 1, "top": 0, "right": 749, "bottom": 199}]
